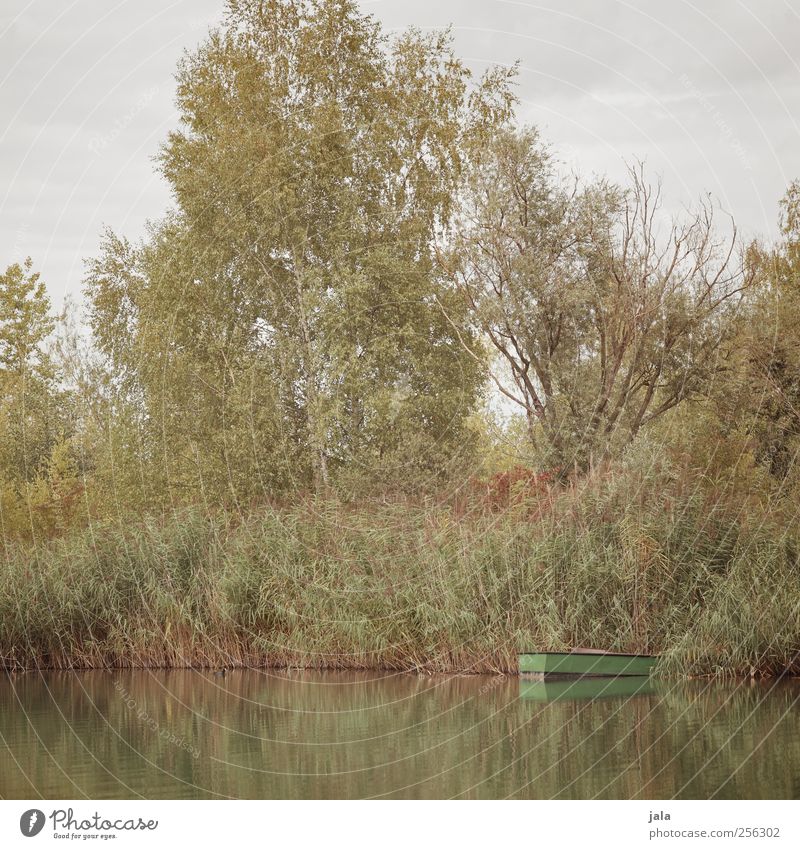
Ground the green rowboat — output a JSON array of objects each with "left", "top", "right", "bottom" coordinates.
[{"left": 519, "top": 650, "right": 657, "bottom": 678}]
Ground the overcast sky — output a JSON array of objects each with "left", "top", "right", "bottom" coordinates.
[{"left": 2, "top": 0, "right": 799, "bottom": 304}]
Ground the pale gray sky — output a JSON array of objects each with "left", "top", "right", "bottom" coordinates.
[{"left": 2, "top": 0, "right": 799, "bottom": 304}]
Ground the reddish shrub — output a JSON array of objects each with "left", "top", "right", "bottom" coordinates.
[{"left": 474, "top": 465, "right": 559, "bottom": 512}]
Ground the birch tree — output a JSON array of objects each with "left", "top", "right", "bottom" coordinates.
[{"left": 86, "top": 0, "right": 515, "bottom": 501}]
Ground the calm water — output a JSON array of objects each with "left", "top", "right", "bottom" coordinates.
[{"left": 1, "top": 670, "right": 799, "bottom": 799}]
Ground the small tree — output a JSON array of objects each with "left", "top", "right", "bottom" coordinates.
[
  {"left": 0, "top": 258, "right": 54, "bottom": 380},
  {"left": 0, "top": 259, "right": 79, "bottom": 540},
  {"left": 721, "top": 183, "right": 800, "bottom": 480},
  {"left": 0, "top": 259, "right": 59, "bottom": 485}
]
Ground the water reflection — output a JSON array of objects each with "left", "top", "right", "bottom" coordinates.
[
  {"left": 1, "top": 670, "right": 798, "bottom": 799},
  {"left": 519, "top": 675, "right": 655, "bottom": 701}
]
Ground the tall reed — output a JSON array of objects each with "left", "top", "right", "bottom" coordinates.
[{"left": 1, "top": 461, "right": 798, "bottom": 676}]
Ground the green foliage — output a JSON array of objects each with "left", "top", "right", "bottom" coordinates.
[
  {"left": 85, "top": 0, "right": 514, "bottom": 504},
  {"left": 1, "top": 466, "right": 798, "bottom": 676},
  {"left": 448, "top": 129, "right": 753, "bottom": 470},
  {"left": 0, "top": 258, "right": 54, "bottom": 377},
  {"left": 705, "top": 191, "right": 800, "bottom": 489},
  {"left": 0, "top": 260, "right": 83, "bottom": 542},
  {"left": 2, "top": 2, "right": 800, "bottom": 679},
  {"left": 0, "top": 259, "right": 59, "bottom": 486}
]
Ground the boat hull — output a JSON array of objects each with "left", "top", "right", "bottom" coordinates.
[{"left": 519, "top": 651, "right": 657, "bottom": 677}]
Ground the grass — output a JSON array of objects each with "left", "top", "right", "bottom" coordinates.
[{"left": 1, "top": 461, "right": 799, "bottom": 677}]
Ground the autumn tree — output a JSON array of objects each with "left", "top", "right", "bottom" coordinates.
[
  {"left": 0, "top": 259, "right": 81, "bottom": 539},
  {"left": 444, "top": 127, "right": 753, "bottom": 470},
  {"left": 0, "top": 258, "right": 58, "bottom": 483},
  {"left": 86, "top": 0, "right": 514, "bottom": 503},
  {"left": 720, "top": 182, "right": 800, "bottom": 481}
]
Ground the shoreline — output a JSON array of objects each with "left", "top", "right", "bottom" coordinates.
[
  {"left": 3, "top": 661, "right": 799, "bottom": 680},
  {"left": 2, "top": 501, "right": 799, "bottom": 681}
]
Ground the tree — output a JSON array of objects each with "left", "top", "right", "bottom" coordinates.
[
  {"left": 86, "top": 0, "right": 515, "bottom": 503},
  {"left": 0, "top": 259, "right": 58, "bottom": 485},
  {"left": 0, "top": 260, "right": 82, "bottom": 540},
  {"left": 0, "top": 258, "right": 54, "bottom": 379},
  {"left": 444, "top": 127, "right": 753, "bottom": 470},
  {"left": 720, "top": 182, "right": 800, "bottom": 480}
]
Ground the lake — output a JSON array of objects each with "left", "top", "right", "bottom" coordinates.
[{"left": 1, "top": 670, "right": 798, "bottom": 799}]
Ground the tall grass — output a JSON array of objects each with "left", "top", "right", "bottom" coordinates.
[{"left": 1, "top": 458, "right": 798, "bottom": 676}]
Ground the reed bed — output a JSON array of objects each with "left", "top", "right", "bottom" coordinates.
[{"left": 1, "top": 465, "right": 798, "bottom": 677}]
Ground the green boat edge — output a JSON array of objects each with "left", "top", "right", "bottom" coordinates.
[{"left": 519, "top": 651, "right": 658, "bottom": 678}]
